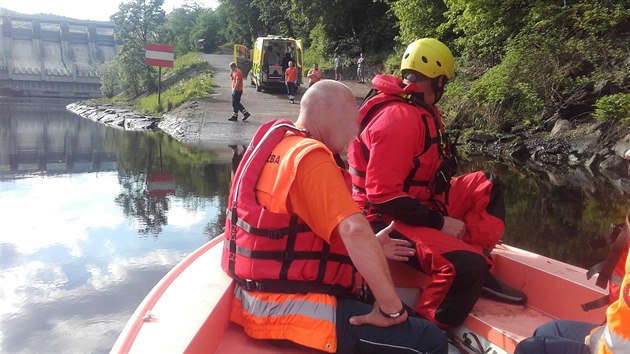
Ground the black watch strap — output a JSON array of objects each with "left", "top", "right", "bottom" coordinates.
[{"left": 379, "top": 306, "right": 407, "bottom": 319}]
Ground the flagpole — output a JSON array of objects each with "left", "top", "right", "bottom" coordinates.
[{"left": 158, "top": 66, "right": 162, "bottom": 108}]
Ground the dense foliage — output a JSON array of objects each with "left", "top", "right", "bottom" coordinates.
[
  {"left": 109, "top": 0, "right": 166, "bottom": 96},
  {"left": 104, "top": 0, "right": 629, "bottom": 131},
  {"left": 103, "top": 0, "right": 221, "bottom": 98}
]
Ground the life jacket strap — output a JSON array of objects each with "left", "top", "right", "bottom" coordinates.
[
  {"left": 593, "top": 228, "right": 628, "bottom": 289},
  {"left": 348, "top": 165, "right": 365, "bottom": 178},
  {"left": 235, "top": 278, "right": 355, "bottom": 297},
  {"left": 227, "top": 209, "right": 311, "bottom": 239},
  {"left": 234, "top": 245, "right": 352, "bottom": 263},
  {"left": 581, "top": 221, "right": 629, "bottom": 311},
  {"left": 581, "top": 295, "right": 611, "bottom": 312}
]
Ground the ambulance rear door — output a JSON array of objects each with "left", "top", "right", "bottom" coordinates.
[
  {"left": 295, "top": 39, "right": 303, "bottom": 85},
  {"left": 233, "top": 44, "right": 252, "bottom": 79}
]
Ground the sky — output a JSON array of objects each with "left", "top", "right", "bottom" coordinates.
[{"left": 0, "top": 0, "right": 219, "bottom": 22}]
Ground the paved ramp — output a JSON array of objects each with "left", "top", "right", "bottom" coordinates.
[{"left": 183, "top": 53, "right": 372, "bottom": 146}]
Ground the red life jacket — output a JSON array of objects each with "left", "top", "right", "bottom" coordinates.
[
  {"left": 348, "top": 75, "right": 456, "bottom": 218},
  {"left": 221, "top": 119, "right": 357, "bottom": 296}
]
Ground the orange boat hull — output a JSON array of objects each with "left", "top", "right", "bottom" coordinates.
[{"left": 110, "top": 237, "right": 606, "bottom": 354}]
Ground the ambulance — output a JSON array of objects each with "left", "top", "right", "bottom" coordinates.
[{"left": 234, "top": 35, "right": 303, "bottom": 92}]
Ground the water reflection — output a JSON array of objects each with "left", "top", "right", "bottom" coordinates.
[
  {"left": 0, "top": 98, "right": 231, "bottom": 353},
  {"left": 463, "top": 159, "right": 628, "bottom": 269}
]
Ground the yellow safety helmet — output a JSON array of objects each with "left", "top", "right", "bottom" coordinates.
[{"left": 400, "top": 38, "right": 454, "bottom": 80}]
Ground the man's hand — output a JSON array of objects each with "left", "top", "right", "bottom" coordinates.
[
  {"left": 376, "top": 221, "right": 415, "bottom": 261},
  {"left": 349, "top": 301, "right": 408, "bottom": 327},
  {"left": 441, "top": 216, "right": 466, "bottom": 240}
]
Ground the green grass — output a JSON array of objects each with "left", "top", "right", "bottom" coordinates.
[
  {"left": 101, "top": 52, "right": 214, "bottom": 115},
  {"left": 137, "top": 72, "right": 213, "bottom": 114}
]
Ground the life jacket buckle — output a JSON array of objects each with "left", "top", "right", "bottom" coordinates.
[
  {"left": 267, "top": 230, "right": 285, "bottom": 239},
  {"left": 277, "top": 251, "right": 294, "bottom": 262},
  {"left": 243, "top": 279, "right": 263, "bottom": 291}
]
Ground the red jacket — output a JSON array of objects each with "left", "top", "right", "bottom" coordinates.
[{"left": 347, "top": 75, "right": 448, "bottom": 220}]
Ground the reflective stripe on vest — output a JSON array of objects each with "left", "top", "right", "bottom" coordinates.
[
  {"left": 236, "top": 286, "right": 336, "bottom": 322},
  {"left": 232, "top": 287, "right": 337, "bottom": 353}
]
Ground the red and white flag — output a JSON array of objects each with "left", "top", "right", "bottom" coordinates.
[{"left": 145, "top": 43, "right": 174, "bottom": 68}]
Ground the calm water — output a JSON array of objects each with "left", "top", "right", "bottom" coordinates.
[{"left": 0, "top": 97, "right": 628, "bottom": 353}]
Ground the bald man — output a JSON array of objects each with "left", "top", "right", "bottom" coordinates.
[{"left": 223, "top": 80, "right": 447, "bottom": 354}]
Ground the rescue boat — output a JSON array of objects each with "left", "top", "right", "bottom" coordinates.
[{"left": 110, "top": 236, "right": 607, "bottom": 354}]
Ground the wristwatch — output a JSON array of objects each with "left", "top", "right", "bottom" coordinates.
[{"left": 379, "top": 306, "right": 407, "bottom": 319}]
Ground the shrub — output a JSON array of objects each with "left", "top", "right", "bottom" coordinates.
[
  {"left": 100, "top": 59, "right": 123, "bottom": 98},
  {"left": 594, "top": 93, "right": 630, "bottom": 123}
]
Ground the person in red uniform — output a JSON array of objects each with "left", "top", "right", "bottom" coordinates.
[
  {"left": 223, "top": 80, "right": 447, "bottom": 354},
  {"left": 228, "top": 62, "right": 250, "bottom": 121},
  {"left": 347, "top": 38, "right": 526, "bottom": 328}
]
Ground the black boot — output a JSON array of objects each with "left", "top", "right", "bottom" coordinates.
[{"left": 481, "top": 272, "right": 527, "bottom": 304}]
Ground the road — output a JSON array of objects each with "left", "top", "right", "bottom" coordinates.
[{"left": 166, "top": 53, "right": 372, "bottom": 147}]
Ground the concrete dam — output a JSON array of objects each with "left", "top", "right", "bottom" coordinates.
[{"left": 0, "top": 13, "right": 117, "bottom": 98}]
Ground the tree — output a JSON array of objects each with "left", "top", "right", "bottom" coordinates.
[
  {"left": 161, "top": 4, "right": 211, "bottom": 54},
  {"left": 390, "top": 0, "right": 447, "bottom": 46},
  {"left": 192, "top": 9, "right": 223, "bottom": 53},
  {"left": 110, "top": 0, "right": 166, "bottom": 96},
  {"left": 217, "top": 0, "right": 263, "bottom": 46}
]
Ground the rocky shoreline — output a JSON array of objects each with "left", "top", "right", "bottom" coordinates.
[
  {"left": 67, "top": 100, "right": 630, "bottom": 195},
  {"left": 67, "top": 101, "right": 161, "bottom": 131}
]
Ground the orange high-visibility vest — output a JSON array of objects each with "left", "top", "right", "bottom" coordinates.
[{"left": 589, "top": 213, "right": 630, "bottom": 354}]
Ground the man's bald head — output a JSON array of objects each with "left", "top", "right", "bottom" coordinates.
[{"left": 296, "top": 80, "right": 358, "bottom": 153}]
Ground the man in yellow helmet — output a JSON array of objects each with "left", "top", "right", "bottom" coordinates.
[{"left": 347, "top": 38, "right": 526, "bottom": 328}]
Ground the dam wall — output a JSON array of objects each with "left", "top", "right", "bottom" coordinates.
[{"left": 0, "top": 14, "right": 117, "bottom": 98}]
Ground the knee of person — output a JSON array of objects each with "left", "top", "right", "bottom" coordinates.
[
  {"left": 409, "top": 319, "right": 448, "bottom": 354},
  {"left": 514, "top": 337, "right": 544, "bottom": 354},
  {"left": 445, "top": 251, "right": 488, "bottom": 279},
  {"left": 533, "top": 320, "right": 562, "bottom": 337}
]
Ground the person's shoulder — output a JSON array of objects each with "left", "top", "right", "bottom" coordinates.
[{"left": 367, "top": 100, "right": 423, "bottom": 127}]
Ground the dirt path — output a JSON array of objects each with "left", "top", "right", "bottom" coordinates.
[{"left": 163, "top": 53, "right": 373, "bottom": 147}]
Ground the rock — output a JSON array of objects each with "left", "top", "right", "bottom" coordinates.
[
  {"left": 585, "top": 154, "right": 600, "bottom": 172},
  {"left": 509, "top": 143, "right": 530, "bottom": 161},
  {"left": 511, "top": 125, "right": 527, "bottom": 134},
  {"left": 613, "top": 135, "right": 630, "bottom": 158},
  {"left": 467, "top": 133, "right": 496, "bottom": 144},
  {"left": 66, "top": 101, "right": 160, "bottom": 132},
  {"left": 550, "top": 119, "right": 574, "bottom": 136},
  {"left": 498, "top": 134, "right": 520, "bottom": 144},
  {"left": 568, "top": 154, "right": 580, "bottom": 166},
  {"left": 599, "top": 155, "right": 626, "bottom": 175}
]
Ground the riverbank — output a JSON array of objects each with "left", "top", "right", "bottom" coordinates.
[{"left": 66, "top": 53, "right": 630, "bottom": 195}]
